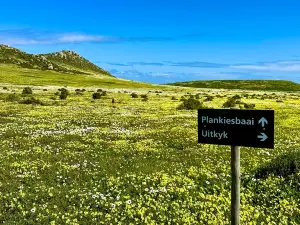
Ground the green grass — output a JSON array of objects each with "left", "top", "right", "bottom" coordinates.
[
  {"left": 167, "top": 80, "right": 300, "bottom": 92},
  {"left": 0, "top": 86, "right": 299, "bottom": 224},
  {"left": 0, "top": 64, "right": 159, "bottom": 89}
]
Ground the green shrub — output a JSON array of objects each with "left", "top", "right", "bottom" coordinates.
[
  {"left": 177, "top": 98, "right": 204, "bottom": 110},
  {"left": 20, "top": 97, "right": 44, "bottom": 105},
  {"left": 43, "top": 89, "right": 48, "bottom": 92},
  {"left": 171, "top": 96, "right": 177, "bottom": 100},
  {"left": 255, "top": 150, "right": 300, "bottom": 178},
  {"left": 141, "top": 94, "right": 148, "bottom": 99},
  {"left": 131, "top": 93, "right": 139, "bottom": 98},
  {"left": 142, "top": 98, "right": 148, "bottom": 102},
  {"left": 232, "top": 94, "right": 241, "bottom": 100},
  {"left": 204, "top": 96, "right": 214, "bottom": 102},
  {"left": 222, "top": 97, "right": 236, "bottom": 108},
  {"left": 3, "top": 87, "right": 8, "bottom": 90},
  {"left": 50, "top": 97, "right": 56, "bottom": 100},
  {"left": 92, "top": 92, "right": 102, "bottom": 99},
  {"left": 59, "top": 93, "right": 68, "bottom": 100},
  {"left": 22, "top": 87, "right": 33, "bottom": 95},
  {"left": 57, "top": 88, "right": 70, "bottom": 100},
  {"left": 244, "top": 103, "right": 255, "bottom": 109},
  {"left": 5, "top": 94, "right": 19, "bottom": 102},
  {"left": 97, "top": 89, "right": 103, "bottom": 92}
]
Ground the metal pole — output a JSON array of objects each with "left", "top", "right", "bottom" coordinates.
[{"left": 231, "top": 145, "right": 240, "bottom": 225}]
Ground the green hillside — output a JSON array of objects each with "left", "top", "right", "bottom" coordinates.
[
  {"left": 167, "top": 80, "right": 300, "bottom": 92},
  {"left": 0, "top": 44, "right": 158, "bottom": 88},
  {"left": 40, "top": 50, "right": 112, "bottom": 76}
]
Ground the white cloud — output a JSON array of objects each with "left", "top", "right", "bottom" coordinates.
[
  {"left": 230, "top": 61, "right": 300, "bottom": 72},
  {"left": 0, "top": 28, "right": 173, "bottom": 45},
  {"left": 58, "top": 34, "right": 115, "bottom": 43}
]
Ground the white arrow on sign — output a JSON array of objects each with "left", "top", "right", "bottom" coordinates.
[
  {"left": 258, "top": 117, "right": 268, "bottom": 127},
  {"left": 257, "top": 132, "right": 268, "bottom": 141}
]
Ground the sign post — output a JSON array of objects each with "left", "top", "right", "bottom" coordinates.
[
  {"left": 231, "top": 145, "right": 240, "bottom": 225},
  {"left": 198, "top": 109, "right": 274, "bottom": 225}
]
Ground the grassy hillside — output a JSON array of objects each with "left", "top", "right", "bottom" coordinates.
[
  {"left": 0, "top": 44, "right": 112, "bottom": 76},
  {"left": 167, "top": 80, "right": 300, "bottom": 92},
  {"left": 40, "top": 50, "right": 112, "bottom": 76},
  {"left": 0, "top": 44, "right": 164, "bottom": 89},
  {"left": 0, "top": 64, "right": 157, "bottom": 88}
]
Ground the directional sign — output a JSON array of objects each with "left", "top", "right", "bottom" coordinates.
[{"left": 198, "top": 109, "right": 274, "bottom": 148}]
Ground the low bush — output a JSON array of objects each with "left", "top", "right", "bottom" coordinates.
[
  {"left": 92, "top": 92, "right": 102, "bottom": 99},
  {"left": 232, "top": 94, "right": 241, "bottom": 100},
  {"left": 20, "top": 97, "right": 44, "bottom": 105},
  {"left": 57, "top": 88, "right": 70, "bottom": 100},
  {"left": 177, "top": 98, "right": 204, "bottom": 110},
  {"left": 255, "top": 150, "right": 300, "bottom": 178},
  {"left": 22, "top": 87, "right": 33, "bottom": 95},
  {"left": 244, "top": 103, "right": 255, "bottom": 109},
  {"left": 5, "top": 94, "right": 20, "bottom": 102},
  {"left": 204, "top": 96, "right": 214, "bottom": 102},
  {"left": 131, "top": 93, "right": 139, "bottom": 98},
  {"left": 222, "top": 97, "right": 236, "bottom": 108}
]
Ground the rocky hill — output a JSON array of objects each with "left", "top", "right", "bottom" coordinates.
[{"left": 0, "top": 44, "right": 113, "bottom": 77}]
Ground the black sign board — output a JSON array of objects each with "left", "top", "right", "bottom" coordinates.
[{"left": 198, "top": 109, "right": 274, "bottom": 148}]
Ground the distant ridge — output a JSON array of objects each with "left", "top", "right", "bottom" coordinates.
[
  {"left": 0, "top": 44, "right": 113, "bottom": 77},
  {"left": 166, "top": 80, "right": 300, "bottom": 92}
]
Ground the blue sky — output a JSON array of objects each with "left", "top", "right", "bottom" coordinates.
[{"left": 1, "top": 0, "right": 300, "bottom": 83}]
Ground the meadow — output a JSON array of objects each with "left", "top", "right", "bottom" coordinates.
[{"left": 0, "top": 85, "right": 299, "bottom": 224}]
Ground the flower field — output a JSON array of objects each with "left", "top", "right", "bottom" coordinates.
[{"left": 0, "top": 86, "right": 299, "bottom": 224}]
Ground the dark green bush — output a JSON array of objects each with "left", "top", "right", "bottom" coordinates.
[
  {"left": 59, "top": 93, "right": 68, "bottom": 100},
  {"left": 57, "top": 88, "right": 70, "bottom": 100},
  {"left": 232, "top": 94, "right": 241, "bottom": 100},
  {"left": 92, "top": 92, "right": 102, "bottom": 99},
  {"left": 20, "top": 97, "right": 44, "bottom": 105},
  {"left": 97, "top": 89, "right": 103, "bottom": 92},
  {"left": 171, "top": 96, "right": 177, "bottom": 100},
  {"left": 5, "top": 94, "right": 19, "bottom": 102},
  {"left": 131, "top": 93, "right": 139, "bottom": 98},
  {"left": 204, "top": 96, "right": 214, "bottom": 102},
  {"left": 3, "top": 87, "right": 8, "bottom": 90},
  {"left": 141, "top": 94, "right": 148, "bottom": 99},
  {"left": 43, "top": 89, "right": 48, "bottom": 92},
  {"left": 244, "top": 103, "right": 255, "bottom": 109},
  {"left": 22, "top": 87, "right": 33, "bottom": 95},
  {"left": 255, "top": 150, "right": 300, "bottom": 178},
  {"left": 222, "top": 97, "right": 236, "bottom": 108},
  {"left": 177, "top": 98, "right": 204, "bottom": 110}
]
